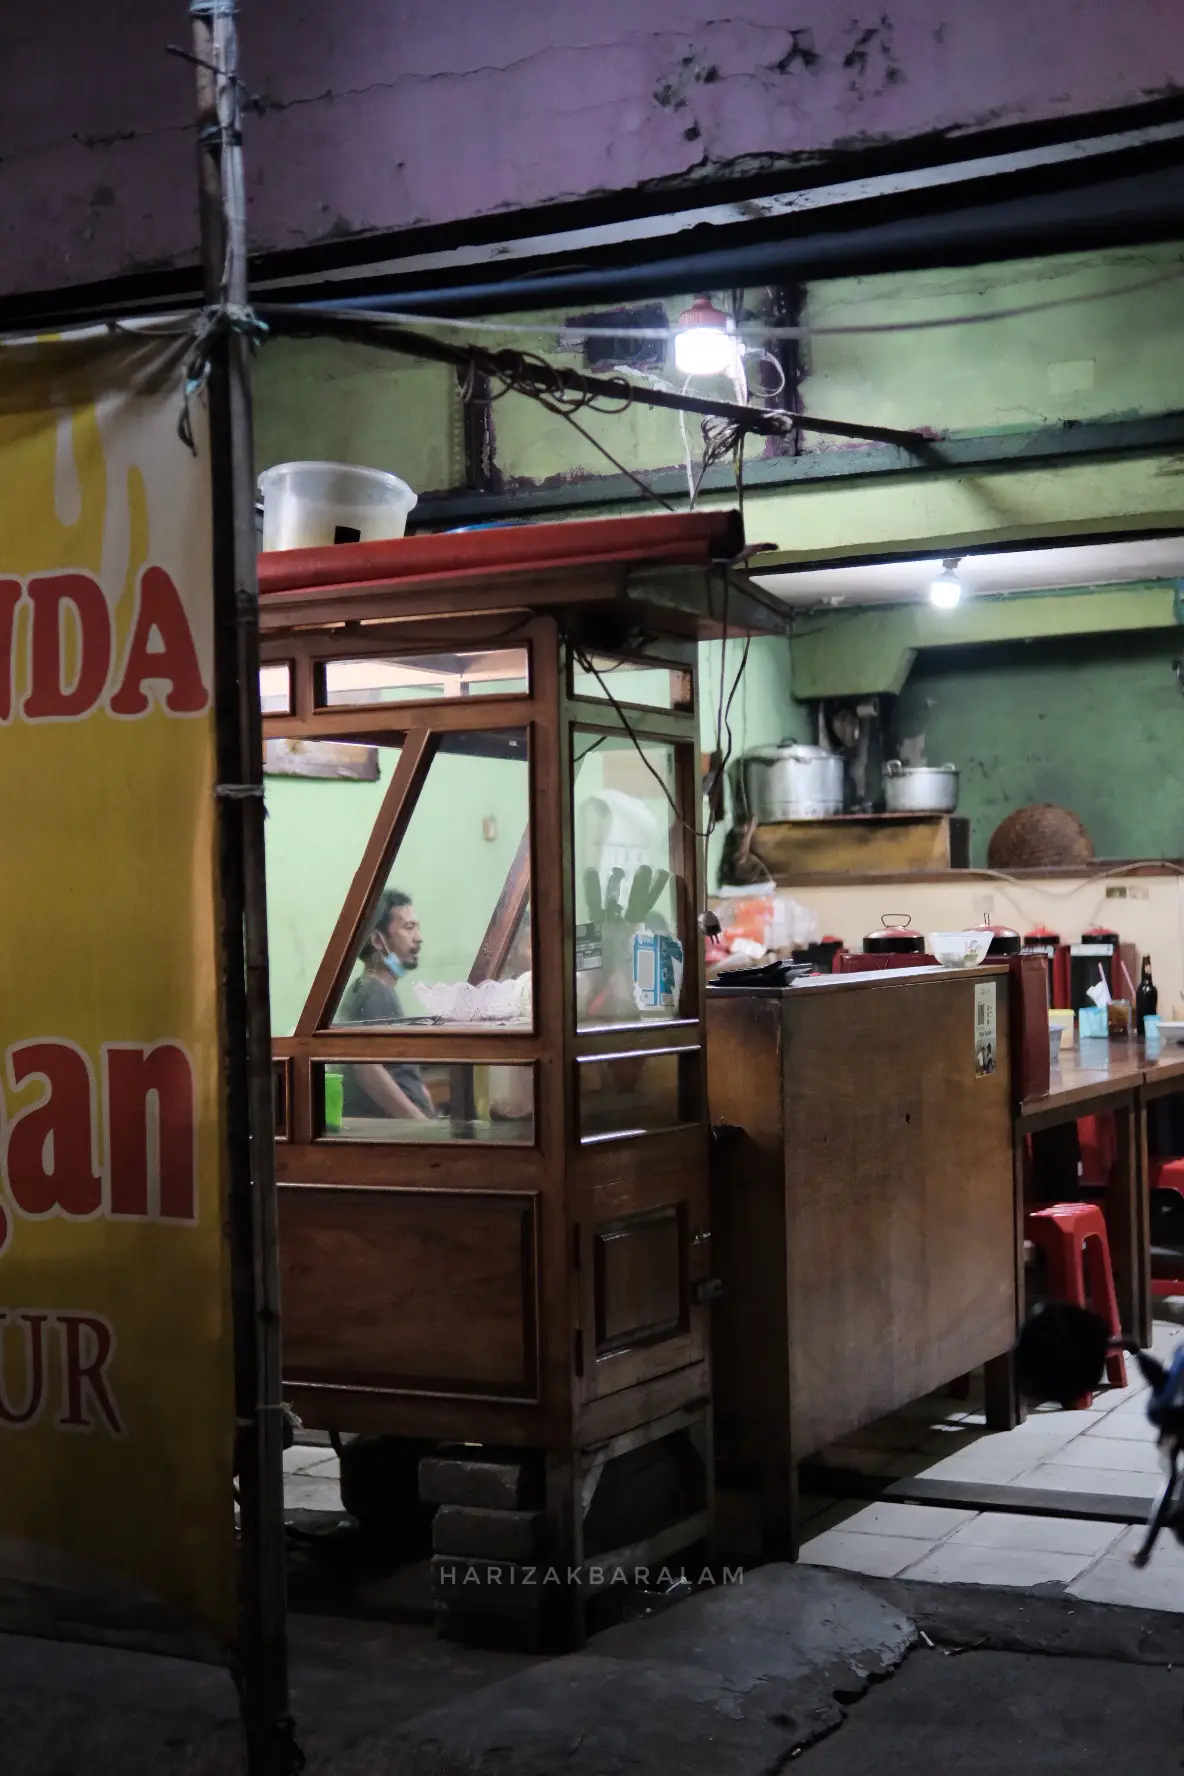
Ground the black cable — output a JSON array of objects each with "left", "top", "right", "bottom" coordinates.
[{"left": 556, "top": 408, "right": 678, "bottom": 512}]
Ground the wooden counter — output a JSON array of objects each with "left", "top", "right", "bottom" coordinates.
[{"left": 707, "top": 964, "right": 1017, "bottom": 1557}]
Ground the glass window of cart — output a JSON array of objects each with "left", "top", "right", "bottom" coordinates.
[
  {"left": 329, "top": 728, "right": 533, "bottom": 1036},
  {"left": 315, "top": 1060, "right": 535, "bottom": 1144},
  {"left": 264, "top": 737, "right": 402, "bottom": 1037},
  {"left": 572, "top": 731, "right": 689, "bottom": 1030}
]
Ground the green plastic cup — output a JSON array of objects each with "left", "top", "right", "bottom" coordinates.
[{"left": 324, "top": 1070, "right": 344, "bottom": 1132}]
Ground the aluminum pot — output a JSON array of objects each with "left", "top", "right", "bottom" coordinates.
[
  {"left": 883, "top": 760, "right": 960, "bottom": 814},
  {"left": 740, "top": 744, "right": 844, "bottom": 822}
]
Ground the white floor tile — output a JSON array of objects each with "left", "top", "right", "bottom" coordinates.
[
  {"left": 798, "top": 1529, "right": 928, "bottom": 1579},
  {"left": 1068, "top": 1527, "right": 1184, "bottom": 1612},
  {"left": 943, "top": 1511, "right": 1125, "bottom": 1558},
  {"left": 1081, "top": 1406, "right": 1155, "bottom": 1440},
  {"left": 918, "top": 1429, "right": 985, "bottom": 1457},
  {"left": 1052, "top": 1434, "right": 1166, "bottom": 1475},
  {"left": 901, "top": 1543, "right": 1092, "bottom": 1588},
  {"left": 917, "top": 1441, "right": 1069, "bottom": 1485},
  {"left": 1089, "top": 1384, "right": 1149, "bottom": 1413},
  {"left": 1011, "top": 1408, "right": 1100, "bottom": 1435},
  {"left": 801, "top": 1502, "right": 862, "bottom": 1536},
  {"left": 836, "top": 1501, "right": 975, "bottom": 1540},
  {"left": 1015, "top": 1462, "right": 1158, "bottom": 1500},
  {"left": 282, "top": 1448, "right": 340, "bottom": 1477},
  {"left": 284, "top": 1474, "right": 343, "bottom": 1511}
]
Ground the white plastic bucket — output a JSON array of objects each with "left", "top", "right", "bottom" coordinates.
[{"left": 258, "top": 461, "right": 417, "bottom": 551}]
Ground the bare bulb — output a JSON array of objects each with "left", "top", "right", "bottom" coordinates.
[
  {"left": 674, "top": 326, "right": 736, "bottom": 378},
  {"left": 929, "top": 568, "right": 962, "bottom": 609}
]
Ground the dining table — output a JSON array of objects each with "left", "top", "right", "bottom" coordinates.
[{"left": 1018, "top": 1037, "right": 1184, "bottom": 1348}]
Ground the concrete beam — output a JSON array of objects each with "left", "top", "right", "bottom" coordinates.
[{"left": 790, "top": 583, "right": 1182, "bottom": 700}]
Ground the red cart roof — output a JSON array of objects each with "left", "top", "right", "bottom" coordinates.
[{"left": 257, "top": 509, "right": 746, "bottom": 600}]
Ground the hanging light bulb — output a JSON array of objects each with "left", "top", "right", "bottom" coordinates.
[
  {"left": 929, "top": 557, "right": 963, "bottom": 610},
  {"left": 674, "top": 293, "right": 737, "bottom": 377}
]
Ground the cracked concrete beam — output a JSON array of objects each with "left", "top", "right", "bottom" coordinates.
[{"left": 4, "top": 2, "right": 1184, "bottom": 295}]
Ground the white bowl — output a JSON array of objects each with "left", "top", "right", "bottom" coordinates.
[{"left": 928, "top": 929, "right": 993, "bottom": 969}]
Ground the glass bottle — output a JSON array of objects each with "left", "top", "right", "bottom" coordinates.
[{"left": 1136, "top": 955, "right": 1159, "bottom": 1035}]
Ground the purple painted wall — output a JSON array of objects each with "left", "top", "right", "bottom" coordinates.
[{"left": 5, "top": 0, "right": 1184, "bottom": 298}]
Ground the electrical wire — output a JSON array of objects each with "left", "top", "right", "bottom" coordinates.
[
  {"left": 569, "top": 639, "right": 697, "bottom": 841},
  {"left": 566, "top": 599, "right": 754, "bottom": 896},
  {"left": 304, "top": 264, "right": 1184, "bottom": 344},
  {"left": 555, "top": 407, "right": 677, "bottom": 512}
]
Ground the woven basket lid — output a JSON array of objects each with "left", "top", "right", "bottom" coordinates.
[{"left": 987, "top": 804, "right": 1094, "bottom": 870}]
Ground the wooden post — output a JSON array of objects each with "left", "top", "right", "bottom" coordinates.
[{"left": 190, "top": 5, "right": 295, "bottom": 1773}]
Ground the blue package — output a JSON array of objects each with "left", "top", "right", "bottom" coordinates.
[{"left": 632, "top": 932, "right": 685, "bottom": 1011}]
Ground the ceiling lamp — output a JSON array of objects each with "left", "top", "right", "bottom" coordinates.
[
  {"left": 929, "top": 557, "right": 964, "bottom": 610},
  {"left": 674, "top": 293, "right": 737, "bottom": 377}
]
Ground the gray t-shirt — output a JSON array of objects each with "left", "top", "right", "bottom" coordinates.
[{"left": 338, "top": 971, "right": 435, "bottom": 1118}]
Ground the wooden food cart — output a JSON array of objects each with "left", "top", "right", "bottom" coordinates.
[
  {"left": 257, "top": 511, "right": 779, "bottom": 1643},
  {"left": 707, "top": 964, "right": 1020, "bottom": 1558}
]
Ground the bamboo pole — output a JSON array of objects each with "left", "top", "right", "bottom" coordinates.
[{"left": 190, "top": 5, "right": 294, "bottom": 1773}]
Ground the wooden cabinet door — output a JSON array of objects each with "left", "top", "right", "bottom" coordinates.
[{"left": 574, "top": 1123, "right": 710, "bottom": 1404}]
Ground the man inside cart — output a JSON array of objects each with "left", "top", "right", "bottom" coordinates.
[{"left": 339, "top": 888, "right": 437, "bottom": 1121}]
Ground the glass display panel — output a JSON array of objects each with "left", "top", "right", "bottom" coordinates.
[
  {"left": 315, "top": 1061, "right": 534, "bottom": 1144},
  {"left": 331, "top": 730, "right": 532, "bottom": 1032},
  {"left": 572, "top": 730, "right": 689, "bottom": 1031},
  {"left": 318, "top": 648, "right": 529, "bottom": 707},
  {"left": 577, "top": 1048, "right": 700, "bottom": 1142},
  {"left": 571, "top": 652, "right": 692, "bottom": 713}
]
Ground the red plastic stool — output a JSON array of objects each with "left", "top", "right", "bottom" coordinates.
[
  {"left": 1151, "top": 1156, "right": 1184, "bottom": 1200},
  {"left": 1077, "top": 1113, "right": 1117, "bottom": 1188},
  {"left": 1150, "top": 1157, "right": 1184, "bottom": 1296},
  {"left": 1025, "top": 1203, "right": 1127, "bottom": 1405}
]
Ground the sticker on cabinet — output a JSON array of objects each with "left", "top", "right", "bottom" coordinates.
[{"left": 975, "top": 980, "right": 998, "bottom": 1078}]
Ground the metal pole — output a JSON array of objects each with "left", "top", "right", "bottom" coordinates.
[
  {"left": 257, "top": 304, "right": 934, "bottom": 454},
  {"left": 190, "top": 5, "right": 295, "bottom": 1773}
]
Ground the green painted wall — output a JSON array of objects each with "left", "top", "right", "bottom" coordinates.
[
  {"left": 790, "top": 584, "right": 1182, "bottom": 700},
  {"left": 254, "top": 335, "right": 462, "bottom": 495},
  {"left": 893, "top": 630, "right": 1184, "bottom": 864},
  {"left": 250, "top": 244, "right": 1184, "bottom": 900},
  {"left": 699, "top": 632, "right": 804, "bottom": 887},
  {"left": 800, "top": 243, "right": 1184, "bottom": 444},
  {"left": 264, "top": 748, "right": 529, "bottom": 1035}
]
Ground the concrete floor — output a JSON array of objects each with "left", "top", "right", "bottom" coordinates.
[
  {"left": 10, "top": 1567, "right": 1184, "bottom": 1775},
  {"left": 2, "top": 1565, "right": 915, "bottom": 1775},
  {"left": 796, "top": 1648, "right": 1184, "bottom": 1774},
  {"left": 114, "top": 1314, "right": 1175, "bottom": 1773},
  {"left": 284, "top": 1321, "right": 1184, "bottom": 1614},
  {"left": 796, "top": 1317, "right": 1184, "bottom": 1609}
]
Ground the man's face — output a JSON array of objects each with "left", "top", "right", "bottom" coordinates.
[{"left": 382, "top": 902, "right": 422, "bottom": 970}]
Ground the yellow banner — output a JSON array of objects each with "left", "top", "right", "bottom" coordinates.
[{"left": 0, "top": 327, "right": 235, "bottom": 1659}]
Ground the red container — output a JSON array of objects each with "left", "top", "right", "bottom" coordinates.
[
  {"left": 1024, "top": 925, "right": 1061, "bottom": 1006},
  {"left": 863, "top": 915, "right": 926, "bottom": 956},
  {"left": 1005, "top": 952, "right": 1052, "bottom": 1103}
]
